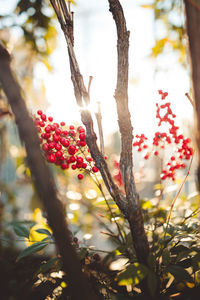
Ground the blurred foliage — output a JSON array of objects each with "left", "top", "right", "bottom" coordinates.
[
  {"left": 142, "top": 0, "right": 187, "bottom": 67},
  {"left": 4, "top": 169, "right": 200, "bottom": 299}
]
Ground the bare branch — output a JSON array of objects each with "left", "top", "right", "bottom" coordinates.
[
  {"left": 50, "top": 0, "right": 128, "bottom": 216},
  {"left": 108, "top": 0, "right": 150, "bottom": 267},
  {"left": 0, "top": 42, "right": 100, "bottom": 300},
  {"left": 95, "top": 101, "right": 104, "bottom": 155},
  {"left": 88, "top": 75, "right": 93, "bottom": 96},
  {"left": 185, "top": 92, "right": 194, "bottom": 107},
  {"left": 108, "top": 0, "right": 137, "bottom": 206}
]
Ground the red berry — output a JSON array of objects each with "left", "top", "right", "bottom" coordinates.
[
  {"left": 68, "top": 145, "right": 76, "bottom": 155},
  {"left": 82, "top": 162, "right": 87, "bottom": 169},
  {"left": 77, "top": 157, "right": 83, "bottom": 164},
  {"left": 55, "top": 128, "right": 62, "bottom": 135},
  {"left": 61, "top": 163, "right": 68, "bottom": 170},
  {"left": 42, "top": 143, "right": 49, "bottom": 151},
  {"left": 60, "top": 122, "right": 65, "bottom": 126},
  {"left": 92, "top": 166, "right": 99, "bottom": 173},
  {"left": 45, "top": 126, "right": 51, "bottom": 133},
  {"left": 41, "top": 114, "right": 47, "bottom": 121},
  {"left": 51, "top": 125, "right": 56, "bottom": 131},
  {"left": 48, "top": 141, "right": 55, "bottom": 149},
  {"left": 55, "top": 151, "right": 62, "bottom": 158},
  {"left": 70, "top": 125, "right": 75, "bottom": 130},
  {"left": 53, "top": 134, "right": 60, "bottom": 142},
  {"left": 60, "top": 138, "right": 69, "bottom": 147},
  {"left": 55, "top": 143, "right": 62, "bottom": 150},
  {"left": 68, "top": 156, "right": 75, "bottom": 163},
  {"left": 79, "top": 133, "right": 86, "bottom": 140},
  {"left": 86, "top": 157, "right": 93, "bottom": 162},
  {"left": 72, "top": 164, "right": 76, "bottom": 170},
  {"left": 78, "top": 127, "right": 85, "bottom": 133},
  {"left": 48, "top": 116, "right": 53, "bottom": 122},
  {"left": 69, "top": 130, "right": 76, "bottom": 137},
  {"left": 53, "top": 123, "right": 59, "bottom": 128},
  {"left": 37, "top": 110, "right": 43, "bottom": 115},
  {"left": 48, "top": 154, "right": 56, "bottom": 163},
  {"left": 39, "top": 121, "right": 45, "bottom": 127},
  {"left": 77, "top": 174, "right": 83, "bottom": 180},
  {"left": 79, "top": 141, "right": 86, "bottom": 147}
]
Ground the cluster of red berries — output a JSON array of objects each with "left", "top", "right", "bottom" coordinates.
[
  {"left": 133, "top": 90, "right": 193, "bottom": 181},
  {"left": 34, "top": 110, "right": 99, "bottom": 180}
]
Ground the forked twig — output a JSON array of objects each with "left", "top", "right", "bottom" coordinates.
[{"left": 185, "top": 92, "right": 194, "bottom": 107}]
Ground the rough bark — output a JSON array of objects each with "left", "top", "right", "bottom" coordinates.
[
  {"left": 108, "top": 0, "right": 150, "bottom": 265},
  {"left": 184, "top": 0, "right": 200, "bottom": 187},
  {"left": 0, "top": 42, "right": 100, "bottom": 300}
]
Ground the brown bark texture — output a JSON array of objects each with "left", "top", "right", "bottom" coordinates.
[
  {"left": 108, "top": 0, "right": 150, "bottom": 265},
  {"left": 0, "top": 42, "right": 100, "bottom": 300},
  {"left": 184, "top": 0, "right": 200, "bottom": 187},
  {"left": 50, "top": 0, "right": 150, "bottom": 273}
]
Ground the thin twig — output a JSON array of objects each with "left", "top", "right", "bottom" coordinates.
[
  {"left": 95, "top": 101, "right": 104, "bottom": 155},
  {"left": 185, "top": 92, "right": 194, "bottom": 107},
  {"left": 88, "top": 76, "right": 93, "bottom": 96}
]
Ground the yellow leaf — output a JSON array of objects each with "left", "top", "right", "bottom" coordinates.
[
  {"left": 27, "top": 223, "right": 52, "bottom": 246},
  {"left": 186, "top": 282, "right": 195, "bottom": 288},
  {"left": 141, "top": 4, "right": 154, "bottom": 9}
]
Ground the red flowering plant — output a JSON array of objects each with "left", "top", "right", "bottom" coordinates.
[
  {"left": 133, "top": 90, "right": 193, "bottom": 181},
  {"left": 33, "top": 110, "right": 101, "bottom": 180}
]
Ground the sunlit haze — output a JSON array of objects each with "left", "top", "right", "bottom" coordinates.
[{"left": 3, "top": 0, "right": 194, "bottom": 140}]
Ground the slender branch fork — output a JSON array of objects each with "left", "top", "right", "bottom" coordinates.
[{"left": 49, "top": 0, "right": 150, "bottom": 271}]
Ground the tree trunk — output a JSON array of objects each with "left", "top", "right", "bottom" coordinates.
[{"left": 184, "top": 0, "right": 200, "bottom": 186}]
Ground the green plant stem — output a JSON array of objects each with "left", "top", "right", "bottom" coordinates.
[{"left": 92, "top": 174, "right": 126, "bottom": 246}]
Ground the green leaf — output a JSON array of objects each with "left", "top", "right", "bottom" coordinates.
[
  {"left": 16, "top": 241, "right": 48, "bottom": 261},
  {"left": 13, "top": 224, "right": 30, "bottom": 238},
  {"left": 147, "top": 271, "right": 157, "bottom": 297},
  {"left": 38, "top": 257, "right": 59, "bottom": 274},
  {"left": 35, "top": 228, "right": 52, "bottom": 236},
  {"left": 166, "top": 265, "right": 193, "bottom": 282},
  {"left": 118, "top": 263, "right": 148, "bottom": 286}
]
